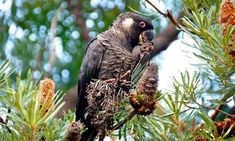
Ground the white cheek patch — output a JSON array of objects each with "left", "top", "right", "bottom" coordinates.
[{"left": 122, "top": 18, "right": 134, "bottom": 29}]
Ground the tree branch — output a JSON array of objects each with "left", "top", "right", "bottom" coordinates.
[
  {"left": 210, "top": 104, "right": 225, "bottom": 120},
  {"left": 113, "top": 110, "right": 137, "bottom": 130},
  {"left": 151, "top": 11, "right": 184, "bottom": 58},
  {"left": 67, "top": 0, "right": 90, "bottom": 42},
  {"left": 34, "top": 41, "right": 44, "bottom": 71}
]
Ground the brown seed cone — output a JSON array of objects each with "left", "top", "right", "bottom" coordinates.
[
  {"left": 194, "top": 136, "right": 209, "bottom": 141},
  {"left": 218, "top": 0, "right": 235, "bottom": 58},
  {"left": 194, "top": 117, "right": 235, "bottom": 140},
  {"left": 129, "top": 62, "right": 158, "bottom": 115},
  {"left": 215, "top": 117, "right": 235, "bottom": 137},
  {"left": 65, "top": 121, "right": 83, "bottom": 141}
]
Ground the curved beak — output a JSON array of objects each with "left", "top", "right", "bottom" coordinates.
[{"left": 138, "top": 30, "right": 154, "bottom": 45}]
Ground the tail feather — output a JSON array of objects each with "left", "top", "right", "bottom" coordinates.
[{"left": 80, "top": 127, "right": 98, "bottom": 141}]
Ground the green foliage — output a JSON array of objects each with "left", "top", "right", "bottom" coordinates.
[
  {"left": 1, "top": 0, "right": 234, "bottom": 140},
  {"left": 181, "top": 0, "right": 221, "bottom": 13},
  {"left": 0, "top": 0, "right": 84, "bottom": 90},
  {"left": 107, "top": 0, "right": 235, "bottom": 140},
  {"left": 115, "top": 66, "right": 233, "bottom": 141},
  {"left": 0, "top": 61, "right": 72, "bottom": 141},
  {"left": 182, "top": 0, "right": 235, "bottom": 104},
  {"left": 113, "top": 71, "right": 197, "bottom": 140},
  {"left": 0, "top": 0, "right": 171, "bottom": 91},
  {"left": 0, "top": 60, "right": 15, "bottom": 87}
]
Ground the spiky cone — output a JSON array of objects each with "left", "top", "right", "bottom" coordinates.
[
  {"left": 218, "top": 0, "right": 235, "bottom": 58},
  {"left": 38, "top": 78, "right": 55, "bottom": 113},
  {"left": 65, "top": 121, "right": 83, "bottom": 141},
  {"left": 129, "top": 62, "right": 158, "bottom": 115}
]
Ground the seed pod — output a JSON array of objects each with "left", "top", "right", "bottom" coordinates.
[
  {"left": 218, "top": 0, "right": 235, "bottom": 58},
  {"left": 129, "top": 62, "right": 158, "bottom": 115}
]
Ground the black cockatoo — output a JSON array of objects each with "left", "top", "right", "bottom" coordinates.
[{"left": 76, "top": 12, "right": 154, "bottom": 141}]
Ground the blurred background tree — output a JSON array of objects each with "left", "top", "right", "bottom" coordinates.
[
  {"left": 1, "top": 0, "right": 235, "bottom": 140},
  {"left": 0, "top": 0, "right": 182, "bottom": 117}
]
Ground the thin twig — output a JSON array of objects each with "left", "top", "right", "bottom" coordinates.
[
  {"left": 113, "top": 110, "right": 137, "bottom": 130},
  {"left": 180, "top": 99, "right": 227, "bottom": 120},
  {"left": 210, "top": 104, "right": 225, "bottom": 120},
  {"left": 195, "top": 93, "right": 235, "bottom": 120},
  {"left": 192, "top": 98, "right": 234, "bottom": 119},
  {"left": 46, "top": 5, "right": 63, "bottom": 77},
  {"left": 145, "top": 0, "right": 167, "bottom": 17},
  {"left": 145, "top": 0, "right": 181, "bottom": 28}
]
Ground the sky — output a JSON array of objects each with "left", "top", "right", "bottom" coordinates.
[{"left": 155, "top": 32, "right": 200, "bottom": 91}]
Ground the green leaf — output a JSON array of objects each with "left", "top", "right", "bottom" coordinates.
[{"left": 197, "top": 111, "right": 218, "bottom": 137}]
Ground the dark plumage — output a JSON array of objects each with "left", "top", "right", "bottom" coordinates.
[{"left": 76, "top": 12, "right": 153, "bottom": 141}]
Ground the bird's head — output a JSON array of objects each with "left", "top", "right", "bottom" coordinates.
[{"left": 111, "top": 12, "right": 154, "bottom": 47}]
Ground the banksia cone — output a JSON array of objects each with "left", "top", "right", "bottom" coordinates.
[
  {"left": 129, "top": 62, "right": 158, "bottom": 115},
  {"left": 214, "top": 117, "right": 235, "bottom": 137},
  {"left": 38, "top": 78, "right": 55, "bottom": 112},
  {"left": 86, "top": 79, "right": 128, "bottom": 139},
  {"left": 194, "top": 135, "right": 208, "bottom": 141},
  {"left": 218, "top": 0, "right": 235, "bottom": 58},
  {"left": 194, "top": 117, "right": 235, "bottom": 140},
  {"left": 65, "top": 121, "right": 83, "bottom": 141}
]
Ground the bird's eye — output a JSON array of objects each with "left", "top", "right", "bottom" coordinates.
[{"left": 139, "top": 21, "right": 146, "bottom": 28}]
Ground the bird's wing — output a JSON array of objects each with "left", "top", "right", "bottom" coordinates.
[{"left": 76, "top": 37, "right": 106, "bottom": 121}]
